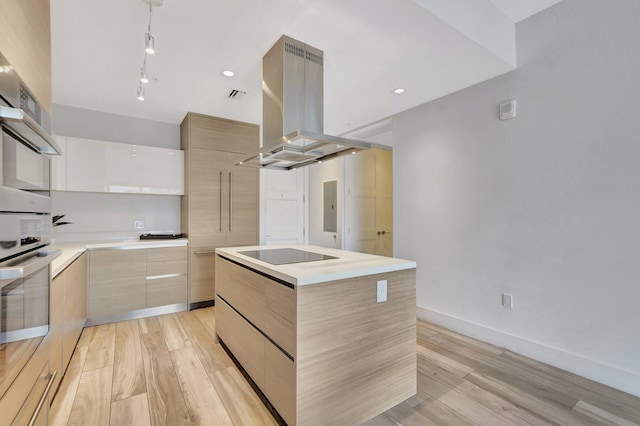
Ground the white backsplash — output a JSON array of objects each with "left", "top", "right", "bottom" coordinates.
[{"left": 52, "top": 191, "right": 181, "bottom": 242}]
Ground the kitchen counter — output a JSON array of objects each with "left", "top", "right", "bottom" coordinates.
[
  {"left": 215, "top": 244, "right": 416, "bottom": 286},
  {"left": 51, "top": 239, "right": 188, "bottom": 278}
]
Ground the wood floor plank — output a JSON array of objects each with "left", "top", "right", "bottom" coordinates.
[
  {"left": 502, "top": 351, "right": 640, "bottom": 423},
  {"left": 138, "top": 316, "right": 162, "bottom": 335},
  {"left": 50, "top": 346, "right": 88, "bottom": 425},
  {"left": 157, "top": 314, "right": 191, "bottom": 351},
  {"left": 110, "top": 393, "right": 151, "bottom": 426},
  {"left": 383, "top": 400, "right": 440, "bottom": 426},
  {"left": 361, "top": 413, "right": 399, "bottom": 426},
  {"left": 83, "top": 323, "right": 116, "bottom": 372},
  {"left": 68, "top": 365, "right": 113, "bottom": 426},
  {"left": 466, "top": 370, "right": 599, "bottom": 426},
  {"left": 170, "top": 347, "right": 233, "bottom": 425},
  {"left": 573, "top": 400, "right": 640, "bottom": 426},
  {"left": 422, "top": 334, "right": 580, "bottom": 408},
  {"left": 177, "top": 310, "right": 234, "bottom": 375},
  {"left": 112, "top": 320, "right": 146, "bottom": 401},
  {"left": 211, "top": 367, "right": 278, "bottom": 425},
  {"left": 415, "top": 398, "right": 479, "bottom": 426},
  {"left": 416, "top": 344, "right": 475, "bottom": 377},
  {"left": 192, "top": 306, "right": 217, "bottom": 338},
  {"left": 75, "top": 326, "right": 96, "bottom": 349},
  {"left": 140, "top": 330, "right": 191, "bottom": 426},
  {"left": 418, "top": 320, "right": 506, "bottom": 355},
  {"left": 419, "top": 359, "right": 551, "bottom": 426}
]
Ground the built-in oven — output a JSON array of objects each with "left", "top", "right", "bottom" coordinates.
[
  {"left": 0, "top": 245, "right": 60, "bottom": 399},
  {"left": 0, "top": 50, "right": 61, "bottom": 410}
]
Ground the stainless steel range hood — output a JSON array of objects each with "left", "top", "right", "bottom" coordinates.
[{"left": 237, "top": 35, "right": 380, "bottom": 170}]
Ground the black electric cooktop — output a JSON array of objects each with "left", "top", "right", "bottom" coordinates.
[{"left": 238, "top": 248, "right": 338, "bottom": 265}]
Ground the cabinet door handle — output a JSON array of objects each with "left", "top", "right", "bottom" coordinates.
[
  {"left": 219, "top": 172, "right": 223, "bottom": 232},
  {"left": 28, "top": 370, "right": 56, "bottom": 426},
  {"left": 194, "top": 250, "right": 216, "bottom": 255},
  {"left": 228, "top": 172, "right": 232, "bottom": 232}
]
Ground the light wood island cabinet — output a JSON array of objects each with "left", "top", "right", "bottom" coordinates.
[
  {"left": 180, "top": 113, "right": 259, "bottom": 308},
  {"left": 215, "top": 246, "right": 417, "bottom": 426}
]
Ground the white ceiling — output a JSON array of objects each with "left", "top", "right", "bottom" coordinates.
[{"left": 50, "top": 0, "right": 562, "bottom": 137}]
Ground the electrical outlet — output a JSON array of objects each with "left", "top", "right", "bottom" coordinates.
[
  {"left": 134, "top": 220, "right": 145, "bottom": 230},
  {"left": 502, "top": 293, "right": 513, "bottom": 309},
  {"left": 377, "top": 280, "right": 387, "bottom": 303}
]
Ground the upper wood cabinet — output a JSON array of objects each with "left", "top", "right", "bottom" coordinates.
[
  {"left": 186, "top": 113, "right": 258, "bottom": 154},
  {"left": 180, "top": 112, "right": 259, "bottom": 305},
  {"left": 52, "top": 136, "right": 184, "bottom": 195},
  {"left": 0, "top": 0, "right": 52, "bottom": 111}
]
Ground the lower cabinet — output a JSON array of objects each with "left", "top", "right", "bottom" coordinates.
[
  {"left": 88, "top": 246, "right": 188, "bottom": 322},
  {"left": 51, "top": 253, "right": 87, "bottom": 395}
]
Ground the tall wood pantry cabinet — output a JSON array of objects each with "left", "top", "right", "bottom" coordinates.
[{"left": 181, "top": 112, "right": 259, "bottom": 308}]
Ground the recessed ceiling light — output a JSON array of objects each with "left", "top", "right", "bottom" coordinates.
[
  {"left": 393, "top": 88, "right": 405, "bottom": 94},
  {"left": 222, "top": 70, "right": 235, "bottom": 77}
]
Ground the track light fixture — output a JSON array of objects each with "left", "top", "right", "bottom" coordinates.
[
  {"left": 136, "top": 0, "right": 163, "bottom": 100},
  {"left": 137, "top": 85, "right": 145, "bottom": 101}
]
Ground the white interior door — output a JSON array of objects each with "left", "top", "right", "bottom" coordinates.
[
  {"left": 345, "top": 148, "right": 393, "bottom": 256},
  {"left": 261, "top": 168, "right": 306, "bottom": 245}
]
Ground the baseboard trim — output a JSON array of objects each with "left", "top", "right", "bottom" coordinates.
[{"left": 416, "top": 305, "right": 640, "bottom": 398}]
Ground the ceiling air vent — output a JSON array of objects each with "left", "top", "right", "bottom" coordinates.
[{"left": 226, "top": 89, "right": 247, "bottom": 101}]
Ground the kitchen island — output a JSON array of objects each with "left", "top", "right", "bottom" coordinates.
[{"left": 215, "top": 245, "right": 417, "bottom": 426}]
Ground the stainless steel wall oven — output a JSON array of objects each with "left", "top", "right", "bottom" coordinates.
[{"left": 0, "top": 51, "right": 61, "bottom": 402}]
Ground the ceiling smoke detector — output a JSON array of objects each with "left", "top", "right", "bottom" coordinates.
[{"left": 226, "top": 89, "right": 247, "bottom": 101}]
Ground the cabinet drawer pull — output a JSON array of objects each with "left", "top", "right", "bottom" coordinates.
[
  {"left": 219, "top": 171, "right": 223, "bottom": 232},
  {"left": 229, "top": 172, "right": 232, "bottom": 232},
  {"left": 194, "top": 250, "right": 216, "bottom": 255},
  {"left": 146, "top": 273, "right": 183, "bottom": 280},
  {"left": 28, "top": 370, "right": 56, "bottom": 426}
]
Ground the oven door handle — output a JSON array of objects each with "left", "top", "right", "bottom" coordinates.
[
  {"left": 0, "top": 249, "right": 61, "bottom": 281},
  {"left": 0, "top": 106, "right": 62, "bottom": 155}
]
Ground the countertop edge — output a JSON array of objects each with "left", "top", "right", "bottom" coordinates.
[
  {"left": 51, "top": 239, "right": 188, "bottom": 278},
  {"left": 216, "top": 245, "right": 417, "bottom": 286}
]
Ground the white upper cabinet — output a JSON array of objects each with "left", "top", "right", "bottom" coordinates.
[{"left": 52, "top": 136, "right": 184, "bottom": 195}]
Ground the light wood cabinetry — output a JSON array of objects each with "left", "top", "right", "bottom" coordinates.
[
  {"left": 87, "top": 247, "right": 187, "bottom": 323},
  {"left": 50, "top": 253, "right": 87, "bottom": 399},
  {"left": 181, "top": 113, "right": 259, "bottom": 306},
  {"left": 89, "top": 249, "right": 147, "bottom": 318},
  {"left": 0, "top": 0, "right": 52, "bottom": 110},
  {"left": 215, "top": 255, "right": 417, "bottom": 426},
  {"left": 146, "top": 246, "right": 187, "bottom": 308}
]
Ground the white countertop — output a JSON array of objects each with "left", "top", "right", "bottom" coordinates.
[
  {"left": 51, "top": 239, "right": 188, "bottom": 278},
  {"left": 216, "top": 245, "right": 416, "bottom": 286}
]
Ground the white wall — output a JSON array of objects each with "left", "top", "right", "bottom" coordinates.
[
  {"left": 51, "top": 104, "right": 181, "bottom": 241},
  {"left": 394, "top": 0, "right": 640, "bottom": 396}
]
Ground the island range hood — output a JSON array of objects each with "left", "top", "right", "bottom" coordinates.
[{"left": 237, "top": 35, "right": 382, "bottom": 170}]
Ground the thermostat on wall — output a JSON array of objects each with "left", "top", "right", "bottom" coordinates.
[{"left": 499, "top": 99, "right": 517, "bottom": 120}]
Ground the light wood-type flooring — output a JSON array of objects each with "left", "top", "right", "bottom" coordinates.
[{"left": 49, "top": 307, "right": 640, "bottom": 425}]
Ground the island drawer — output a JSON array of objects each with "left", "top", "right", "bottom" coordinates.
[
  {"left": 265, "top": 341, "right": 295, "bottom": 426},
  {"left": 216, "top": 256, "right": 267, "bottom": 328},
  {"left": 216, "top": 297, "right": 265, "bottom": 389}
]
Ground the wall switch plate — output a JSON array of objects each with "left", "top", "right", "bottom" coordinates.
[
  {"left": 134, "top": 220, "right": 145, "bottom": 229},
  {"left": 502, "top": 293, "right": 513, "bottom": 308},
  {"left": 377, "top": 280, "right": 387, "bottom": 303}
]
